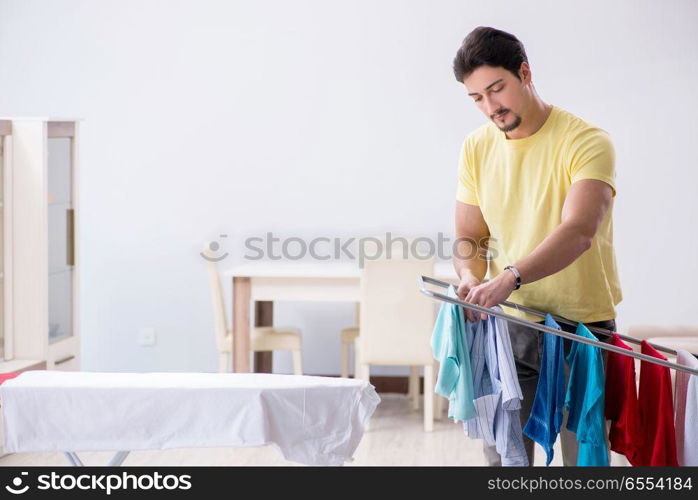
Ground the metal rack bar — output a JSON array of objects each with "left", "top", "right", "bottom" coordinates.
[{"left": 417, "top": 275, "right": 698, "bottom": 377}]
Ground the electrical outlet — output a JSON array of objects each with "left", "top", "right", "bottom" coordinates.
[{"left": 139, "top": 328, "right": 156, "bottom": 346}]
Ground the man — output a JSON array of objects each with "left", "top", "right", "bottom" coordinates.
[{"left": 451, "top": 26, "right": 622, "bottom": 466}]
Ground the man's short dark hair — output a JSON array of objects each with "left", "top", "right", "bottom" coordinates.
[{"left": 453, "top": 27, "right": 528, "bottom": 82}]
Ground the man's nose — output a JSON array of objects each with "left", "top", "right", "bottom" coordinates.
[{"left": 483, "top": 97, "right": 500, "bottom": 116}]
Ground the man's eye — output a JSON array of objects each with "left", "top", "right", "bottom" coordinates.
[
  {"left": 492, "top": 86, "right": 504, "bottom": 93},
  {"left": 474, "top": 96, "right": 482, "bottom": 102}
]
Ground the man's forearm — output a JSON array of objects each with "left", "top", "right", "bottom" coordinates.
[
  {"left": 453, "top": 236, "right": 488, "bottom": 282},
  {"left": 513, "top": 222, "right": 593, "bottom": 285}
]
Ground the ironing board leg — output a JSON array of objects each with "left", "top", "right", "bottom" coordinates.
[
  {"left": 63, "top": 451, "right": 130, "bottom": 466},
  {"left": 107, "top": 451, "right": 130, "bottom": 466},
  {"left": 64, "top": 452, "right": 84, "bottom": 466}
]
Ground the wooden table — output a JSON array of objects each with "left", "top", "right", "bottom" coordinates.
[{"left": 224, "top": 262, "right": 457, "bottom": 373}]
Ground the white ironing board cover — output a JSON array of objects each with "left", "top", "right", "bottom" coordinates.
[{"left": 0, "top": 371, "right": 380, "bottom": 466}]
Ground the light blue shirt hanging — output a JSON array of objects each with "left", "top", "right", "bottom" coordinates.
[
  {"left": 523, "top": 313, "right": 566, "bottom": 465},
  {"left": 464, "top": 308, "right": 528, "bottom": 466},
  {"left": 565, "top": 323, "right": 609, "bottom": 466},
  {"left": 430, "top": 285, "right": 476, "bottom": 422}
]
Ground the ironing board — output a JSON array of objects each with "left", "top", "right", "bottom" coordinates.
[{"left": 0, "top": 371, "right": 380, "bottom": 466}]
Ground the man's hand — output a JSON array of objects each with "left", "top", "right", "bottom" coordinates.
[
  {"left": 456, "top": 273, "right": 481, "bottom": 302},
  {"left": 461, "top": 271, "right": 517, "bottom": 322}
]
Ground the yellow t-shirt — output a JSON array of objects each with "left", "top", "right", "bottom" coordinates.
[{"left": 456, "top": 105, "right": 622, "bottom": 323}]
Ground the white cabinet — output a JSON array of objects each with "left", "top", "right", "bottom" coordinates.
[
  {"left": 0, "top": 121, "right": 9, "bottom": 363},
  {"left": 0, "top": 118, "right": 81, "bottom": 371}
]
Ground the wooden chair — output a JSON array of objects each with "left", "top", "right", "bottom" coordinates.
[{"left": 204, "top": 246, "right": 303, "bottom": 373}]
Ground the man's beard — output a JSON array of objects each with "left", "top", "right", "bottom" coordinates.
[{"left": 491, "top": 109, "right": 522, "bottom": 132}]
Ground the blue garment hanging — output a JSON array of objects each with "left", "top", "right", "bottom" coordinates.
[
  {"left": 565, "top": 323, "right": 608, "bottom": 466},
  {"left": 463, "top": 308, "right": 528, "bottom": 466},
  {"left": 431, "top": 285, "right": 476, "bottom": 422},
  {"left": 523, "top": 313, "right": 566, "bottom": 465}
]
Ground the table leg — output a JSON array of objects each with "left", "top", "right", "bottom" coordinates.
[
  {"left": 254, "top": 301, "right": 274, "bottom": 373},
  {"left": 232, "top": 277, "right": 251, "bottom": 373}
]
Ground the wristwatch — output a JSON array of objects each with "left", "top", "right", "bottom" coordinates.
[{"left": 504, "top": 265, "right": 522, "bottom": 290}]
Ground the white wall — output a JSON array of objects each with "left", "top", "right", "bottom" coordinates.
[{"left": 0, "top": 0, "right": 696, "bottom": 374}]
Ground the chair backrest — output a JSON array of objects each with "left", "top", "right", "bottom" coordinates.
[
  {"left": 358, "top": 247, "right": 435, "bottom": 366},
  {"left": 202, "top": 244, "right": 228, "bottom": 351}
]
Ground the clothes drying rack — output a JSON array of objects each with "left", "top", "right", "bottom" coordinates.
[{"left": 417, "top": 275, "right": 698, "bottom": 377}]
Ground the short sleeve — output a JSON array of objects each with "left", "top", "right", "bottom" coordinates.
[
  {"left": 567, "top": 130, "right": 617, "bottom": 198},
  {"left": 456, "top": 139, "right": 479, "bottom": 205}
]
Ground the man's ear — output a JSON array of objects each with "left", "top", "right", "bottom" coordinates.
[{"left": 518, "top": 62, "right": 531, "bottom": 84}]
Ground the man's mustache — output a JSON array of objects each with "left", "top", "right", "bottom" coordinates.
[{"left": 491, "top": 109, "right": 510, "bottom": 119}]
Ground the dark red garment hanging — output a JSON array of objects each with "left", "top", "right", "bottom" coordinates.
[
  {"left": 635, "top": 340, "right": 679, "bottom": 466},
  {"left": 604, "top": 334, "right": 641, "bottom": 463}
]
